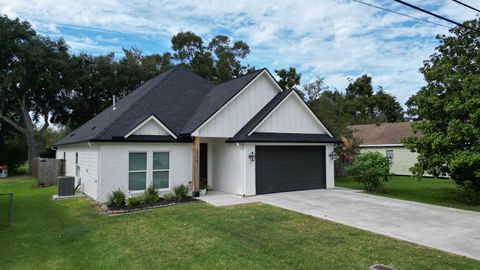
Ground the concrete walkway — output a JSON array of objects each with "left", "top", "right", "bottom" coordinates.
[
  {"left": 255, "top": 188, "right": 480, "bottom": 261},
  {"left": 198, "top": 190, "right": 260, "bottom": 207}
]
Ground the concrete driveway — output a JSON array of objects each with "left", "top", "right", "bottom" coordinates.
[{"left": 256, "top": 188, "right": 480, "bottom": 261}]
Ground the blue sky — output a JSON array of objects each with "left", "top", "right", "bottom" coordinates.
[{"left": 1, "top": 0, "right": 477, "bottom": 106}]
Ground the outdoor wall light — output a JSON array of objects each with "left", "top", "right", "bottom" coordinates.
[
  {"left": 248, "top": 152, "right": 256, "bottom": 162},
  {"left": 329, "top": 151, "right": 339, "bottom": 161}
]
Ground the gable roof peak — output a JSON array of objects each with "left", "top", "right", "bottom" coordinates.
[{"left": 54, "top": 66, "right": 280, "bottom": 146}]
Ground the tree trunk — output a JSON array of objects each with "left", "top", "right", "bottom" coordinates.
[
  {"left": 20, "top": 107, "right": 41, "bottom": 176},
  {"left": 25, "top": 130, "right": 38, "bottom": 175},
  {"left": 0, "top": 104, "right": 47, "bottom": 176}
]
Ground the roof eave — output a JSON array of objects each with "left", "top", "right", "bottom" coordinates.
[{"left": 226, "top": 139, "right": 342, "bottom": 143}]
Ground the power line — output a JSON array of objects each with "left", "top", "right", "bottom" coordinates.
[
  {"left": 352, "top": 0, "right": 451, "bottom": 29},
  {"left": 394, "top": 0, "right": 480, "bottom": 33},
  {"left": 452, "top": 0, "right": 480, "bottom": 13}
]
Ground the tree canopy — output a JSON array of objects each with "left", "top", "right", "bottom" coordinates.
[
  {"left": 403, "top": 19, "right": 480, "bottom": 202},
  {"left": 171, "top": 31, "right": 251, "bottom": 83},
  {"left": 275, "top": 67, "right": 301, "bottom": 91},
  {"left": 0, "top": 15, "right": 70, "bottom": 174},
  {"left": 342, "top": 76, "right": 404, "bottom": 124}
]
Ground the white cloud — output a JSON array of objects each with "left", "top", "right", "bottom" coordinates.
[{"left": 0, "top": 0, "right": 476, "bottom": 106}]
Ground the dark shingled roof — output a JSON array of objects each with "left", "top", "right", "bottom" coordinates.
[
  {"left": 55, "top": 67, "right": 265, "bottom": 146},
  {"left": 349, "top": 122, "right": 421, "bottom": 145},
  {"left": 55, "top": 66, "right": 338, "bottom": 146}
]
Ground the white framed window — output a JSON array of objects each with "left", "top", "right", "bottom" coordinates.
[
  {"left": 386, "top": 150, "right": 394, "bottom": 164},
  {"left": 129, "top": 152, "right": 147, "bottom": 191},
  {"left": 152, "top": 152, "right": 170, "bottom": 189}
]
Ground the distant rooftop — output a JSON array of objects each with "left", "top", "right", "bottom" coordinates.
[{"left": 349, "top": 122, "right": 421, "bottom": 145}]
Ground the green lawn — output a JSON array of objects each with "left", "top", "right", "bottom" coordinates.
[
  {"left": 336, "top": 176, "right": 480, "bottom": 212},
  {"left": 1, "top": 177, "right": 478, "bottom": 269}
]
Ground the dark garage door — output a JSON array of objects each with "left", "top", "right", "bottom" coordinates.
[{"left": 255, "top": 146, "right": 326, "bottom": 194}]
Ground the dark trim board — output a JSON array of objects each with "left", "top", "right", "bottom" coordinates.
[
  {"left": 227, "top": 132, "right": 341, "bottom": 143},
  {"left": 200, "top": 143, "right": 208, "bottom": 185},
  {"left": 255, "top": 145, "right": 326, "bottom": 194}
]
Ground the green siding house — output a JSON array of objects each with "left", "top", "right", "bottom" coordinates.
[{"left": 350, "top": 122, "right": 421, "bottom": 176}]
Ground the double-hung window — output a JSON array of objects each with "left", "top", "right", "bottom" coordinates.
[
  {"left": 152, "top": 152, "right": 169, "bottom": 189},
  {"left": 129, "top": 152, "right": 147, "bottom": 190},
  {"left": 386, "top": 150, "right": 394, "bottom": 164}
]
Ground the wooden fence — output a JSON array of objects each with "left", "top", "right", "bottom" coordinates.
[
  {"left": 334, "top": 159, "right": 353, "bottom": 177},
  {"left": 33, "top": 158, "right": 65, "bottom": 186}
]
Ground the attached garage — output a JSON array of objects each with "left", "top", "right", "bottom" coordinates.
[{"left": 255, "top": 146, "right": 326, "bottom": 194}]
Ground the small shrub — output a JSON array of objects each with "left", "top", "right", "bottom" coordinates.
[
  {"left": 163, "top": 192, "right": 176, "bottom": 202},
  {"left": 173, "top": 184, "right": 188, "bottom": 200},
  {"left": 200, "top": 182, "right": 209, "bottom": 190},
  {"left": 107, "top": 189, "right": 126, "bottom": 207},
  {"left": 347, "top": 151, "right": 390, "bottom": 193},
  {"left": 127, "top": 195, "right": 144, "bottom": 207},
  {"left": 16, "top": 162, "right": 28, "bottom": 176},
  {"left": 144, "top": 185, "right": 160, "bottom": 204}
]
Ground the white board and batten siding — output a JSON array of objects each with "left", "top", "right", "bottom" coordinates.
[
  {"left": 194, "top": 73, "right": 280, "bottom": 138},
  {"left": 56, "top": 143, "right": 99, "bottom": 200},
  {"left": 255, "top": 93, "right": 328, "bottom": 134},
  {"left": 209, "top": 139, "right": 243, "bottom": 194},
  {"left": 98, "top": 142, "right": 192, "bottom": 203},
  {"left": 131, "top": 119, "right": 169, "bottom": 136}
]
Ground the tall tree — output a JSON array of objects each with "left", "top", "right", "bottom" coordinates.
[
  {"left": 403, "top": 19, "right": 480, "bottom": 202},
  {"left": 345, "top": 74, "right": 373, "bottom": 97},
  {"left": 372, "top": 88, "right": 404, "bottom": 122},
  {"left": 343, "top": 74, "right": 404, "bottom": 124},
  {"left": 171, "top": 31, "right": 204, "bottom": 64},
  {"left": 275, "top": 67, "right": 301, "bottom": 91},
  {"left": 0, "top": 15, "right": 69, "bottom": 174},
  {"left": 208, "top": 35, "right": 250, "bottom": 82},
  {"left": 55, "top": 48, "right": 172, "bottom": 130},
  {"left": 301, "top": 76, "right": 329, "bottom": 103},
  {"left": 171, "top": 32, "right": 250, "bottom": 82},
  {"left": 171, "top": 31, "right": 214, "bottom": 80},
  {"left": 54, "top": 52, "right": 118, "bottom": 129}
]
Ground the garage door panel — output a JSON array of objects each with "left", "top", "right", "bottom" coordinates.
[{"left": 256, "top": 146, "right": 326, "bottom": 194}]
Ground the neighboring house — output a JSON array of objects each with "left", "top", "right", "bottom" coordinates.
[
  {"left": 349, "top": 122, "right": 421, "bottom": 176},
  {"left": 54, "top": 67, "right": 339, "bottom": 202}
]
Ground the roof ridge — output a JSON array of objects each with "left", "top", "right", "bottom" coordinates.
[
  {"left": 213, "top": 68, "right": 264, "bottom": 86},
  {"left": 94, "top": 68, "right": 178, "bottom": 140}
]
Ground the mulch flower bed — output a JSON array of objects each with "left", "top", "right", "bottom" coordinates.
[{"left": 101, "top": 197, "right": 201, "bottom": 215}]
